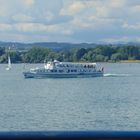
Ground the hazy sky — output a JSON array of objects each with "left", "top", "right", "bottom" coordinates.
[{"left": 0, "top": 0, "right": 140, "bottom": 43}]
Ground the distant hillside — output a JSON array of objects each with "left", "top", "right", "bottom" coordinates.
[
  {"left": 0, "top": 41, "right": 97, "bottom": 50},
  {"left": 1, "top": 41, "right": 140, "bottom": 51}
]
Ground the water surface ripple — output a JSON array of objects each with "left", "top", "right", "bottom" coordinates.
[{"left": 0, "top": 63, "right": 140, "bottom": 131}]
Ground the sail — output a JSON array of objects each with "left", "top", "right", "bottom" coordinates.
[
  {"left": 6, "top": 55, "right": 11, "bottom": 70},
  {"left": 8, "top": 55, "right": 11, "bottom": 68}
]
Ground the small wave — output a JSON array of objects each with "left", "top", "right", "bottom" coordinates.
[{"left": 104, "top": 73, "right": 131, "bottom": 77}]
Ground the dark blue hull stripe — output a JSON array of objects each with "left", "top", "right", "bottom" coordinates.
[{"left": 23, "top": 72, "right": 103, "bottom": 78}]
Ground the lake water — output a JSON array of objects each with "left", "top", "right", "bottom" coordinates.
[{"left": 0, "top": 63, "right": 140, "bottom": 131}]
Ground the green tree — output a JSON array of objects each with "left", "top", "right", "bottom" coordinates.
[
  {"left": 0, "top": 54, "right": 7, "bottom": 63},
  {"left": 95, "top": 54, "right": 105, "bottom": 62},
  {"left": 111, "top": 53, "right": 122, "bottom": 62},
  {"left": 93, "top": 46, "right": 115, "bottom": 59},
  {"left": 73, "top": 48, "right": 87, "bottom": 61},
  {"left": 0, "top": 47, "right": 5, "bottom": 56},
  {"left": 9, "top": 51, "right": 22, "bottom": 63},
  {"left": 24, "top": 47, "right": 51, "bottom": 63}
]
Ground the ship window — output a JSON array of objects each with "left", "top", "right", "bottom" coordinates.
[
  {"left": 59, "top": 70, "right": 63, "bottom": 72},
  {"left": 51, "top": 70, "right": 57, "bottom": 72}
]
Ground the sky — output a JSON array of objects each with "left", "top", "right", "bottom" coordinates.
[{"left": 0, "top": 0, "right": 140, "bottom": 43}]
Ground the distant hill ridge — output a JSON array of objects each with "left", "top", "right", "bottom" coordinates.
[
  {"left": 0, "top": 41, "right": 140, "bottom": 50},
  {"left": 0, "top": 41, "right": 97, "bottom": 50}
]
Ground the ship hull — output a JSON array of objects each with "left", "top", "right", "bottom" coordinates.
[{"left": 23, "top": 72, "right": 104, "bottom": 78}]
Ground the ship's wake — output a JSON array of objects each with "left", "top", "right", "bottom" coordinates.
[{"left": 104, "top": 73, "right": 131, "bottom": 77}]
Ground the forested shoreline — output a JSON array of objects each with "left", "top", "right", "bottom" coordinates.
[{"left": 0, "top": 45, "right": 140, "bottom": 63}]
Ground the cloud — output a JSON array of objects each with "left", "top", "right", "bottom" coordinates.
[
  {"left": 0, "top": 23, "right": 12, "bottom": 31},
  {"left": 0, "top": 0, "right": 140, "bottom": 43},
  {"left": 60, "top": 0, "right": 86, "bottom": 15},
  {"left": 23, "top": 0, "right": 34, "bottom": 6},
  {"left": 0, "top": 22, "right": 73, "bottom": 36},
  {"left": 101, "top": 36, "right": 140, "bottom": 43},
  {"left": 12, "top": 14, "right": 34, "bottom": 22},
  {"left": 59, "top": 0, "right": 126, "bottom": 32},
  {"left": 0, "top": 33, "right": 49, "bottom": 42},
  {"left": 122, "top": 22, "right": 140, "bottom": 30}
]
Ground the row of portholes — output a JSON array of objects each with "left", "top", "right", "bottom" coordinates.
[
  {"left": 58, "top": 64, "right": 95, "bottom": 68},
  {"left": 37, "top": 69, "right": 95, "bottom": 73}
]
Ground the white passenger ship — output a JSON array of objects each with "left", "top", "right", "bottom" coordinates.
[{"left": 23, "top": 60, "right": 104, "bottom": 78}]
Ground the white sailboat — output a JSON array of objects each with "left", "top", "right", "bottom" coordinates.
[{"left": 6, "top": 55, "right": 11, "bottom": 70}]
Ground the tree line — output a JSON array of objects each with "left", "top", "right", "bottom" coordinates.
[{"left": 0, "top": 45, "right": 140, "bottom": 63}]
